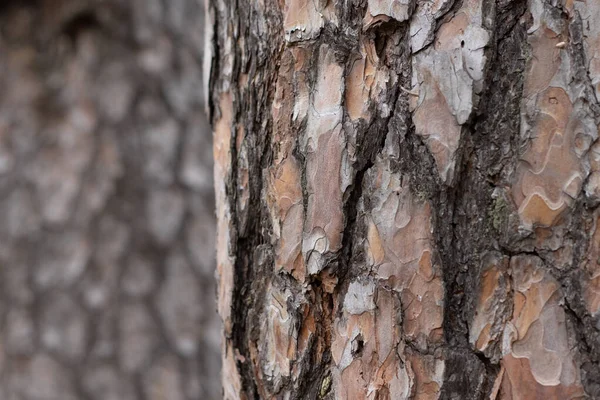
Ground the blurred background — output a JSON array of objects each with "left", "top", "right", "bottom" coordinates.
[{"left": 0, "top": 0, "right": 221, "bottom": 399}]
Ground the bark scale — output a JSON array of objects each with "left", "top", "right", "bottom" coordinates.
[{"left": 209, "top": 0, "right": 600, "bottom": 398}]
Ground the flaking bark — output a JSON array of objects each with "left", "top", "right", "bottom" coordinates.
[{"left": 209, "top": 0, "right": 600, "bottom": 398}]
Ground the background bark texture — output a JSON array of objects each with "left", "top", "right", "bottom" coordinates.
[
  {"left": 209, "top": 0, "right": 600, "bottom": 397},
  {"left": 0, "top": 1, "right": 220, "bottom": 399}
]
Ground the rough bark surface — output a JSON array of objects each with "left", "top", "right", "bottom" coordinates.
[
  {"left": 210, "top": 0, "right": 600, "bottom": 398},
  {"left": 0, "top": 1, "right": 220, "bottom": 399}
]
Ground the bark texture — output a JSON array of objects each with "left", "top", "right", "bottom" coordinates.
[
  {"left": 0, "top": 1, "right": 220, "bottom": 399},
  {"left": 209, "top": 0, "right": 600, "bottom": 398}
]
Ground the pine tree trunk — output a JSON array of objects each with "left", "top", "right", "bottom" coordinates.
[
  {"left": 0, "top": 1, "right": 220, "bottom": 399},
  {"left": 208, "top": 0, "right": 600, "bottom": 397}
]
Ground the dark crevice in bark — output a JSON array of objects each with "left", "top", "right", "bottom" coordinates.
[
  {"left": 60, "top": 10, "right": 102, "bottom": 44},
  {"left": 309, "top": 41, "right": 405, "bottom": 400},
  {"left": 438, "top": 0, "right": 528, "bottom": 398},
  {"left": 438, "top": 138, "right": 492, "bottom": 400},
  {"left": 0, "top": 0, "right": 39, "bottom": 14},
  {"left": 304, "top": 22, "right": 410, "bottom": 399},
  {"left": 339, "top": 41, "right": 405, "bottom": 282},
  {"left": 290, "top": 287, "right": 334, "bottom": 400},
  {"left": 225, "top": 0, "right": 284, "bottom": 396},
  {"left": 339, "top": 0, "right": 368, "bottom": 35},
  {"left": 229, "top": 148, "right": 263, "bottom": 400},
  {"left": 338, "top": 155, "right": 375, "bottom": 285},
  {"left": 207, "top": 0, "right": 220, "bottom": 122},
  {"left": 225, "top": 2, "right": 253, "bottom": 392},
  {"left": 228, "top": 107, "right": 271, "bottom": 397},
  {"left": 337, "top": 19, "right": 410, "bottom": 289}
]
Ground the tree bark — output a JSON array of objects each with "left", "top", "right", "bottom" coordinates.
[
  {"left": 209, "top": 0, "right": 600, "bottom": 398},
  {"left": 0, "top": 1, "right": 220, "bottom": 399}
]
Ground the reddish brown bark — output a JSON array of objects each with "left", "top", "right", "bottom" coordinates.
[{"left": 209, "top": 0, "right": 600, "bottom": 398}]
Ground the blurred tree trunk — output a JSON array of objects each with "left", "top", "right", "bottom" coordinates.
[
  {"left": 209, "top": 0, "right": 600, "bottom": 398},
  {"left": 0, "top": 1, "right": 220, "bottom": 399}
]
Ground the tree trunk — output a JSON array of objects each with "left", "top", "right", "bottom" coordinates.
[
  {"left": 0, "top": 1, "right": 220, "bottom": 399},
  {"left": 208, "top": 0, "right": 600, "bottom": 398}
]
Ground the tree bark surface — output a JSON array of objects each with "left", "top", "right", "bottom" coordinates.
[
  {"left": 209, "top": 0, "right": 600, "bottom": 398},
  {"left": 0, "top": 1, "right": 220, "bottom": 399}
]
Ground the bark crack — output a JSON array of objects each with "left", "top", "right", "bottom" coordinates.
[{"left": 437, "top": 0, "right": 528, "bottom": 397}]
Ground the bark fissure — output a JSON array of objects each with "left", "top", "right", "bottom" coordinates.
[{"left": 438, "top": 0, "right": 529, "bottom": 397}]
